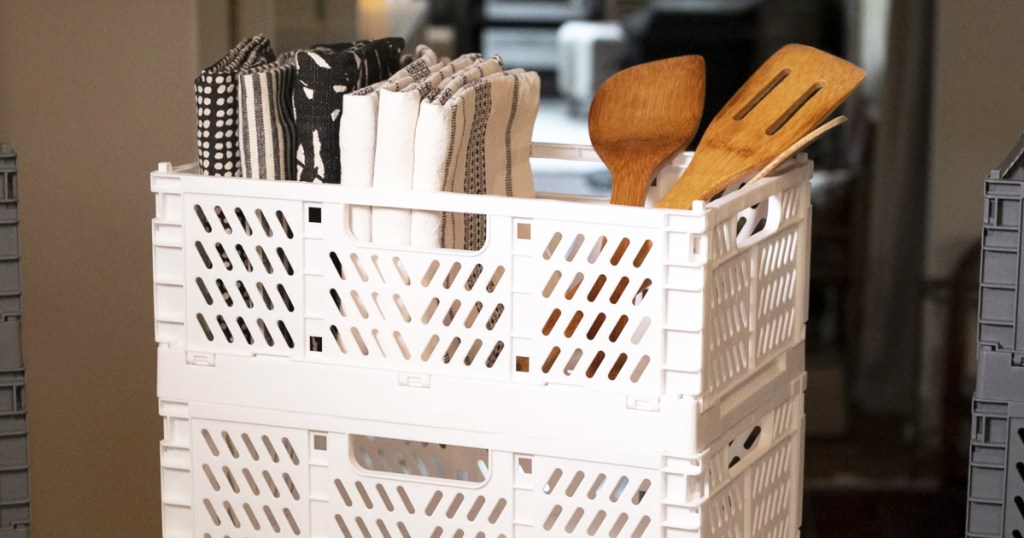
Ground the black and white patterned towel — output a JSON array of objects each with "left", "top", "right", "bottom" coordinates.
[
  {"left": 195, "top": 35, "right": 275, "bottom": 176},
  {"left": 293, "top": 37, "right": 405, "bottom": 183},
  {"left": 238, "top": 52, "right": 298, "bottom": 180},
  {"left": 350, "top": 45, "right": 441, "bottom": 98}
]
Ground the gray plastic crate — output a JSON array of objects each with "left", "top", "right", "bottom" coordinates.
[
  {"left": 976, "top": 346, "right": 1024, "bottom": 403},
  {"left": 965, "top": 390, "right": 1024, "bottom": 538},
  {"left": 0, "top": 145, "right": 18, "bottom": 372},
  {"left": 0, "top": 145, "right": 19, "bottom": 372},
  {"left": 0, "top": 322, "right": 20, "bottom": 374},
  {"left": 978, "top": 133, "right": 1024, "bottom": 351},
  {"left": 0, "top": 322, "right": 19, "bottom": 374},
  {"left": 967, "top": 133, "right": 1024, "bottom": 537},
  {"left": 0, "top": 144, "right": 17, "bottom": 320},
  {"left": 0, "top": 147, "right": 26, "bottom": 537},
  {"left": 0, "top": 372, "right": 27, "bottom": 536}
]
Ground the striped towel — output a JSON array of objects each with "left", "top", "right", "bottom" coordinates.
[
  {"left": 195, "top": 35, "right": 276, "bottom": 176},
  {"left": 403, "top": 53, "right": 485, "bottom": 100},
  {"left": 432, "top": 70, "right": 540, "bottom": 250},
  {"left": 238, "top": 52, "right": 298, "bottom": 180},
  {"left": 427, "top": 56, "right": 504, "bottom": 104}
]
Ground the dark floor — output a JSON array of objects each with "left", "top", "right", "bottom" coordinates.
[
  {"left": 805, "top": 412, "right": 940, "bottom": 484},
  {"left": 803, "top": 490, "right": 966, "bottom": 537},
  {"left": 800, "top": 409, "right": 969, "bottom": 536}
]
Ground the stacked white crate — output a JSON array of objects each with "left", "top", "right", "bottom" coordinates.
[{"left": 152, "top": 143, "right": 811, "bottom": 537}]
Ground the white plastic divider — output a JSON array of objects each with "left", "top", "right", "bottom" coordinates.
[{"left": 152, "top": 144, "right": 812, "bottom": 410}]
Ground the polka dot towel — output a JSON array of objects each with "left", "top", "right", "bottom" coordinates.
[{"left": 194, "top": 35, "right": 275, "bottom": 177}]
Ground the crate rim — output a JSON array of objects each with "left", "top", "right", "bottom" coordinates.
[{"left": 153, "top": 142, "right": 812, "bottom": 223}]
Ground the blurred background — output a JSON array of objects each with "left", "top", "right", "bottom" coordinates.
[{"left": 0, "top": 0, "right": 1023, "bottom": 536}]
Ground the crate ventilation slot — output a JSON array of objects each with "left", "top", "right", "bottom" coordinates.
[
  {"left": 196, "top": 425, "right": 306, "bottom": 537},
  {"left": 190, "top": 202, "right": 302, "bottom": 352},
  {"left": 537, "top": 465, "right": 653, "bottom": 537},
  {"left": 532, "top": 231, "right": 658, "bottom": 386},
  {"left": 322, "top": 250, "right": 509, "bottom": 367}
]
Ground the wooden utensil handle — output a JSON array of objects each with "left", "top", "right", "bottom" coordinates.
[
  {"left": 749, "top": 116, "right": 847, "bottom": 183},
  {"left": 609, "top": 165, "right": 656, "bottom": 207}
]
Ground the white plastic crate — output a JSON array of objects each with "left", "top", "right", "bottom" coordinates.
[
  {"left": 152, "top": 143, "right": 811, "bottom": 411},
  {"left": 158, "top": 348, "right": 804, "bottom": 538},
  {"left": 152, "top": 143, "right": 812, "bottom": 537}
]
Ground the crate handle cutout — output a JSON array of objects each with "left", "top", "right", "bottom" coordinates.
[
  {"left": 724, "top": 413, "right": 776, "bottom": 478},
  {"left": 341, "top": 205, "right": 493, "bottom": 253},
  {"left": 350, "top": 434, "right": 491, "bottom": 484},
  {"left": 735, "top": 193, "right": 782, "bottom": 248}
]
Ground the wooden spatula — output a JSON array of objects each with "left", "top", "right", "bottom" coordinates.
[
  {"left": 656, "top": 44, "right": 864, "bottom": 209},
  {"left": 589, "top": 55, "right": 705, "bottom": 206}
]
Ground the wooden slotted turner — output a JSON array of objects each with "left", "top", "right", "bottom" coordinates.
[
  {"left": 656, "top": 44, "right": 864, "bottom": 209},
  {"left": 589, "top": 55, "right": 705, "bottom": 206}
]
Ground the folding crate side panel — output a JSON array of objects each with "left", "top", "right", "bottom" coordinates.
[
  {"left": 0, "top": 371, "right": 28, "bottom": 535},
  {"left": 158, "top": 381, "right": 805, "bottom": 538},
  {"left": 978, "top": 134, "right": 1024, "bottom": 352},
  {"left": 965, "top": 394, "right": 1024, "bottom": 538},
  {"left": 0, "top": 146, "right": 27, "bottom": 537},
  {"left": 0, "top": 144, "right": 19, "bottom": 326}
]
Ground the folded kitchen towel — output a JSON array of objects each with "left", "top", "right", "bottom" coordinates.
[
  {"left": 338, "top": 93, "right": 377, "bottom": 242},
  {"left": 416, "top": 70, "right": 540, "bottom": 250},
  {"left": 195, "top": 34, "right": 276, "bottom": 176},
  {"left": 406, "top": 53, "right": 485, "bottom": 101},
  {"left": 486, "top": 70, "right": 540, "bottom": 199},
  {"left": 293, "top": 37, "right": 404, "bottom": 183},
  {"left": 400, "top": 55, "right": 501, "bottom": 248},
  {"left": 340, "top": 44, "right": 441, "bottom": 179},
  {"left": 349, "top": 44, "right": 442, "bottom": 98},
  {"left": 238, "top": 52, "right": 299, "bottom": 180},
  {"left": 409, "top": 101, "right": 452, "bottom": 248},
  {"left": 385, "top": 57, "right": 503, "bottom": 247},
  {"left": 369, "top": 89, "right": 422, "bottom": 247},
  {"left": 364, "top": 53, "right": 481, "bottom": 247},
  {"left": 339, "top": 45, "right": 440, "bottom": 241},
  {"left": 428, "top": 56, "right": 504, "bottom": 104}
]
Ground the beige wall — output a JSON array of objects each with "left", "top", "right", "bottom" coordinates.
[
  {"left": 0, "top": 2, "right": 389, "bottom": 534},
  {"left": 927, "top": 0, "right": 1024, "bottom": 278},
  {"left": 0, "top": 2, "right": 202, "bottom": 535},
  {"left": 916, "top": 0, "right": 1024, "bottom": 445}
]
